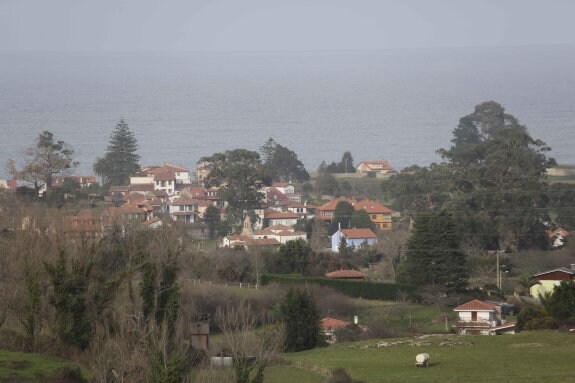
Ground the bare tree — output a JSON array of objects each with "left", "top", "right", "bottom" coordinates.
[
  {"left": 375, "top": 229, "right": 410, "bottom": 281},
  {"left": 215, "top": 301, "right": 285, "bottom": 383}
]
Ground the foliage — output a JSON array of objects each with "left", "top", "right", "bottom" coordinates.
[
  {"left": 272, "top": 239, "right": 313, "bottom": 275},
  {"left": 261, "top": 137, "right": 309, "bottom": 183},
  {"left": 93, "top": 119, "right": 141, "bottom": 187},
  {"left": 8, "top": 131, "right": 77, "bottom": 193},
  {"left": 280, "top": 288, "right": 322, "bottom": 352},
  {"left": 325, "top": 151, "right": 356, "bottom": 173},
  {"left": 204, "top": 205, "right": 226, "bottom": 238},
  {"left": 384, "top": 101, "right": 554, "bottom": 251},
  {"left": 200, "top": 149, "right": 267, "bottom": 228},
  {"left": 549, "top": 183, "right": 575, "bottom": 230},
  {"left": 350, "top": 209, "right": 375, "bottom": 231},
  {"left": 315, "top": 167, "right": 339, "bottom": 196},
  {"left": 397, "top": 210, "right": 468, "bottom": 292},
  {"left": 44, "top": 251, "right": 93, "bottom": 350},
  {"left": 329, "top": 201, "right": 355, "bottom": 234},
  {"left": 261, "top": 274, "right": 416, "bottom": 301}
]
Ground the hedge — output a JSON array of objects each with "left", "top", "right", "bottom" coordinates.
[{"left": 260, "top": 274, "right": 416, "bottom": 300}]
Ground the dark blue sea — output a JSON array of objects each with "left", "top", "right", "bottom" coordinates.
[{"left": 1, "top": 46, "right": 574, "bottom": 178}]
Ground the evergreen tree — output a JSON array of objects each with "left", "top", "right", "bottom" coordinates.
[
  {"left": 329, "top": 201, "right": 355, "bottom": 234},
  {"left": 280, "top": 288, "right": 322, "bottom": 352},
  {"left": 350, "top": 209, "right": 375, "bottom": 230},
  {"left": 260, "top": 138, "right": 309, "bottom": 183},
  {"left": 93, "top": 119, "right": 140, "bottom": 186},
  {"left": 398, "top": 210, "right": 468, "bottom": 292},
  {"left": 277, "top": 239, "right": 312, "bottom": 275}
]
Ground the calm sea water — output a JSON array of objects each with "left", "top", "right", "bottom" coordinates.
[{"left": 1, "top": 46, "right": 574, "bottom": 178}]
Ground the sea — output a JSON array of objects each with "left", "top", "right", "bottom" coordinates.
[{"left": 1, "top": 45, "right": 574, "bottom": 179}]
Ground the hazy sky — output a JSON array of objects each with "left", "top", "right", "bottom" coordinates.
[{"left": 1, "top": 0, "right": 574, "bottom": 51}]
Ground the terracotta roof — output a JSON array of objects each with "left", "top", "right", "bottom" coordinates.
[
  {"left": 272, "top": 182, "right": 290, "bottom": 188},
  {"left": 321, "top": 317, "right": 351, "bottom": 331},
  {"left": 110, "top": 186, "right": 129, "bottom": 192},
  {"left": 154, "top": 172, "right": 176, "bottom": 182},
  {"left": 318, "top": 197, "right": 356, "bottom": 212},
  {"left": 454, "top": 299, "right": 497, "bottom": 312},
  {"left": 341, "top": 228, "right": 377, "bottom": 239},
  {"left": 253, "top": 229, "right": 276, "bottom": 236},
  {"left": 325, "top": 269, "right": 367, "bottom": 279},
  {"left": 110, "top": 206, "right": 146, "bottom": 215},
  {"left": 276, "top": 230, "right": 305, "bottom": 236},
  {"left": 170, "top": 197, "right": 198, "bottom": 206},
  {"left": 354, "top": 200, "right": 393, "bottom": 214},
  {"left": 264, "top": 210, "right": 300, "bottom": 220}
]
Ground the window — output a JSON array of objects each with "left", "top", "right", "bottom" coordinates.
[{"left": 372, "top": 214, "right": 377, "bottom": 219}]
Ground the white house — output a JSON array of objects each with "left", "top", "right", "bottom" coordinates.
[
  {"left": 453, "top": 299, "right": 515, "bottom": 335},
  {"left": 331, "top": 228, "right": 377, "bottom": 252},
  {"left": 168, "top": 197, "right": 198, "bottom": 223}
]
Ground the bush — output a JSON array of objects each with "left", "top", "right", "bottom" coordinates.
[{"left": 261, "top": 274, "right": 416, "bottom": 301}]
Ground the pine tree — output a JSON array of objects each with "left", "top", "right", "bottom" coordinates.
[
  {"left": 280, "top": 288, "right": 322, "bottom": 352},
  {"left": 398, "top": 210, "right": 468, "bottom": 292},
  {"left": 94, "top": 119, "right": 140, "bottom": 186}
]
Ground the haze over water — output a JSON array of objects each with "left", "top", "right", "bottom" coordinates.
[{"left": 1, "top": 45, "right": 574, "bottom": 178}]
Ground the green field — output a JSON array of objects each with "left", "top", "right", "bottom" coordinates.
[
  {"left": 283, "top": 330, "right": 575, "bottom": 383},
  {"left": 0, "top": 350, "right": 88, "bottom": 382}
]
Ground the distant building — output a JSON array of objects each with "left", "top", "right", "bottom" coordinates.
[
  {"left": 355, "top": 160, "right": 394, "bottom": 177},
  {"left": 530, "top": 265, "right": 575, "bottom": 298},
  {"left": 0, "top": 179, "right": 17, "bottom": 192},
  {"left": 330, "top": 228, "right": 377, "bottom": 252}
]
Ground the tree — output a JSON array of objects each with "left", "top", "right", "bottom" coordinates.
[
  {"left": 384, "top": 101, "right": 554, "bottom": 251},
  {"left": 350, "top": 209, "right": 375, "bottom": 231},
  {"left": 280, "top": 288, "right": 322, "bottom": 352},
  {"left": 276, "top": 239, "right": 312, "bottom": 275},
  {"left": 215, "top": 301, "right": 285, "bottom": 383},
  {"left": 8, "top": 131, "right": 77, "bottom": 194},
  {"left": 93, "top": 119, "right": 141, "bottom": 186},
  {"left": 397, "top": 210, "right": 468, "bottom": 293},
  {"left": 199, "top": 149, "right": 266, "bottom": 228},
  {"left": 204, "top": 205, "right": 224, "bottom": 239},
  {"left": 329, "top": 201, "right": 355, "bottom": 234},
  {"left": 324, "top": 151, "right": 356, "bottom": 173},
  {"left": 260, "top": 138, "right": 309, "bottom": 183}
]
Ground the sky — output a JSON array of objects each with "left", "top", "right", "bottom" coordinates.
[{"left": 1, "top": 0, "right": 574, "bottom": 51}]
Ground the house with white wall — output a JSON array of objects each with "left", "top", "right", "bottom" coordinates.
[{"left": 453, "top": 299, "right": 515, "bottom": 335}]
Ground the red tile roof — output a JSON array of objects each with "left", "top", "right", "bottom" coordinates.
[
  {"left": 318, "top": 197, "right": 355, "bottom": 212},
  {"left": 325, "top": 269, "right": 367, "bottom": 279},
  {"left": 341, "top": 228, "right": 376, "bottom": 239},
  {"left": 354, "top": 200, "right": 393, "bottom": 214},
  {"left": 170, "top": 197, "right": 198, "bottom": 206},
  {"left": 321, "top": 317, "right": 351, "bottom": 331},
  {"left": 264, "top": 210, "right": 300, "bottom": 220},
  {"left": 154, "top": 172, "right": 176, "bottom": 182},
  {"left": 454, "top": 299, "right": 497, "bottom": 312},
  {"left": 267, "top": 224, "right": 293, "bottom": 231},
  {"left": 357, "top": 160, "right": 393, "bottom": 171}
]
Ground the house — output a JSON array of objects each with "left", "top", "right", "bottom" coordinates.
[
  {"left": 63, "top": 209, "right": 102, "bottom": 237},
  {"left": 325, "top": 269, "right": 367, "bottom": 280},
  {"left": 318, "top": 197, "right": 356, "bottom": 222},
  {"left": 354, "top": 199, "right": 393, "bottom": 230},
  {"left": 0, "top": 179, "right": 17, "bottom": 192},
  {"left": 268, "top": 182, "right": 302, "bottom": 203},
  {"left": 252, "top": 224, "right": 307, "bottom": 244},
  {"left": 453, "top": 299, "right": 515, "bottom": 335},
  {"left": 221, "top": 235, "right": 280, "bottom": 251},
  {"left": 137, "top": 163, "right": 192, "bottom": 196},
  {"left": 263, "top": 209, "right": 300, "bottom": 227},
  {"left": 318, "top": 197, "right": 394, "bottom": 229},
  {"left": 530, "top": 265, "right": 575, "bottom": 298},
  {"left": 330, "top": 228, "right": 377, "bottom": 252},
  {"left": 321, "top": 317, "right": 351, "bottom": 344},
  {"left": 167, "top": 197, "right": 199, "bottom": 224},
  {"left": 355, "top": 160, "right": 394, "bottom": 177}
]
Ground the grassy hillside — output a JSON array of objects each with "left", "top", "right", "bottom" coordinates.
[
  {"left": 284, "top": 331, "right": 575, "bottom": 383},
  {"left": 0, "top": 350, "right": 88, "bottom": 382}
]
